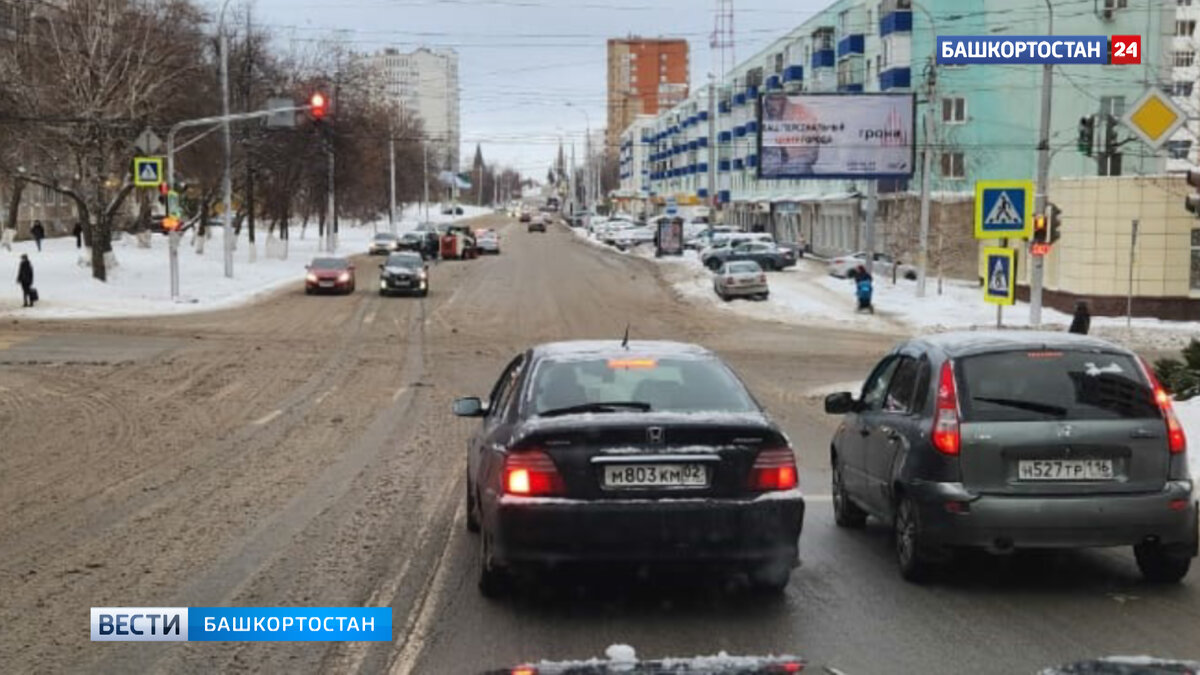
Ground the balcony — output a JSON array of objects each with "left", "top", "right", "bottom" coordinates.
[
  {"left": 811, "top": 49, "right": 835, "bottom": 69},
  {"left": 688, "top": 140, "right": 698, "bottom": 150},
  {"left": 697, "top": 187, "right": 709, "bottom": 198},
  {"left": 733, "top": 158, "right": 745, "bottom": 170},
  {"left": 747, "top": 154, "right": 759, "bottom": 168},
  {"left": 734, "top": 125, "right": 747, "bottom": 138},
  {"left": 719, "top": 159, "right": 731, "bottom": 172},
  {"left": 745, "top": 85, "right": 759, "bottom": 99},
  {"left": 880, "top": 10, "right": 912, "bottom": 36},
  {"left": 734, "top": 93, "right": 747, "bottom": 106},
  {"left": 879, "top": 66, "right": 911, "bottom": 90},
  {"left": 718, "top": 190, "right": 731, "bottom": 204},
  {"left": 837, "top": 34, "right": 865, "bottom": 58},
  {"left": 766, "top": 75, "right": 782, "bottom": 90},
  {"left": 719, "top": 101, "right": 732, "bottom": 114},
  {"left": 718, "top": 130, "right": 733, "bottom": 143},
  {"left": 697, "top": 162, "right": 709, "bottom": 173},
  {"left": 838, "top": 83, "right": 864, "bottom": 93},
  {"left": 697, "top": 136, "right": 709, "bottom": 147},
  {"left": 783, "top": 65, "right": 804, "bottom": 82},
  {"left": 746, "top": 119, "right": 759, "bottom": 133},
  {"left": 698, "top": 110, "right": 709, "bottom": 121}
]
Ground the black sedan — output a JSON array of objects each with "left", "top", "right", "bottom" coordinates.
[
  {"left": 453, "top": 340, "right": 805, "bottom": 596},
  {"left": 378, "top": 252, "right": 428, "bottom": 296}
]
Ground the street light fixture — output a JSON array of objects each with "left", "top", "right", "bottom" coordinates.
[{"left": 218, "top": 0, "right": 236, "bottom": 279}]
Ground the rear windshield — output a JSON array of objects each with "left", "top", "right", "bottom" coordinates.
[
  {"left": 373, "top": 233, "right": 397, "bottom": 241},
  {"left": 528, "top": 356, "right": 758, "bottom": 415},
  {"left": 726, "top": 262, "right": 761, "bottom": 274},
  {"left": 957, "top": 350, "right": 1159, "bottom": 422}
]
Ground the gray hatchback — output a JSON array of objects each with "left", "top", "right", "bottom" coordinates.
[{"left": 824, "top": 331, "right": 1197, "bottom": 582}]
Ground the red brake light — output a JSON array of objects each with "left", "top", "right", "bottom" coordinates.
[
  {"left": 932, "top": 361, "right": 961, "bottom": 456},
  {"left": 1140, "top": 358, "right": 1187, "bottom": 455},
  {"left": 750, "top": 448, "right": 798, "bottom": 491},
  {"left": 503, "top": 451, "right": 565, "bottom": 496}
]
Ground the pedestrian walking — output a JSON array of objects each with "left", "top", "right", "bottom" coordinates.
[
  {"left": 16, "top": 253, "right": 35, "bottom": 307},
  {"left": 31, "top": 220, "right": 45, "bottom": 252},
  {"left": 852, "top": 265, "right": 874, "bottom": 314},
  {"left": 1068, "top": 300, "right": 1091, "bottom": 335},
  {"left": 73, "top": 221, "right": 84, "bottom": 249}
]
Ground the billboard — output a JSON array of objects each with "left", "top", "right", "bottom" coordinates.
[{"left": 758, "top": 93, "right": 915, "bottom": 179}]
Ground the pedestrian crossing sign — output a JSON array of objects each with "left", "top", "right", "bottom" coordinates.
[
  {"left": 133, "top": 156, "right": 164, "bottom": 188},
  {"left": 974, "top": 180, "right": 1033, "bottom": 239},
  {"left": 983, "top": 246, "right": 1016, "bottom": 306}
]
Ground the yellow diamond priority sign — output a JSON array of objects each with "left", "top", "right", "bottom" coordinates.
[{"left": 1122, "top": 88, "right": 1186, "bottom": 150}]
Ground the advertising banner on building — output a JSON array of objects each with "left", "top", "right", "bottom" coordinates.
[{"left": 758, "top": 93, "right": 915, "bottom": 179}]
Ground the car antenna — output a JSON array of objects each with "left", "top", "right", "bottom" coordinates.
[{"left": 621, "top": 324, "right": 630, "bottom": 349}]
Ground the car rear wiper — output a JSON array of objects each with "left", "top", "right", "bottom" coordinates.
[
  {"left": 537, "top": 401, "right": 652, "bottom": 417},
  {"left": 971, "top": 396, "right": 1068, "bottom": 417}
]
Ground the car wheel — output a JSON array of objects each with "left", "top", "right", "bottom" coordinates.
[
  {"left": 748, "top": 560, "right": 792, "bottom": 594},
  {"left": 895, "top": 496, "right": 941, "bottom": 582},
  {"left": 706, "top": 259, "right": 721, "bottom": 271},
  {"left": 905, "top": 270, "right": 918, "bottom": 281},
  {"left": 305, "top": 287, "right": 313, "bottom": 295},
  {"left": 465, "top": 480, "right": 480, "bottom": 533},
  {"left": 832, "top": 458, "right": 867, "bottom": 528},
  {"left": 761, "top": 260, "right": 776, "bottom": 272},
  {"left": 1135, "top": 541, "right": 1192, "bottom": 583},
  {"left": 420, "top": 289, "right": 429, "bottom": 298},
  {"left": 478, "top": 532, "right": 509, "bottom": 598},
  {"left": 721, "top": 291, "right": 732, "bottom": 303}
]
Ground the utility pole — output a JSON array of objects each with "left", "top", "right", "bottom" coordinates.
[
  {"left": 422, "top": 141, "right": 430, "bottom": 222},
  {"left": 325, "top": 127, "right": 335, "bottom": 252},
  {"left": 243, "top": 7, "right": 256, "bottom": 261},
  {"left": 388, "top": 119, "right": 397, "bottom": 234},
  {"left": 218, "top": 0, "right": 234, "bottom": 278},
  {"left": 1030, "top": 0, "right": 1053, "bottom": 325},
  {"left": 916, "top": 58, "right": 936, "bottom": 297},
  {"left": 864, "top": 180, "right": 878, "bottom": 275},
  {"left": 707, "top": 75, "right": 716, "bottom": 217}
]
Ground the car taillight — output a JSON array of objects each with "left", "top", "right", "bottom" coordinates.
[
  {"left": 749, "top": 448, "right": 798, "bottom": 491},
  {"left": 932, "top": 361, "right": 961, "bottom": 456},
  {"left": 1140, "top": 358, "right": 1188, "bottom": 454},
  {"left": 503, "top": 450, "right": 565, "bottom": 496},
  {"left": 758, "top": 274, "right": 766, "bottom": 283}
]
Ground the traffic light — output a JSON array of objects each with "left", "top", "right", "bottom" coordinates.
[
  {"left": 1048, "top": 203, "right": 1062, "bottom": 244},
  {"left": 1032, "top": 213, "right": 1047, "bottom": 244},
  {"left": 157, "top": 181, "right": 169, "bottom": 206},
  {"left": 1077, "top": 115, "right": 1095, "bottom": 156},
  {"left": 309, "top": 92, "right": 328, "bottom": 121},
  {"left": 1187, "top": 170, "right": 1200, "bottom": 215}
]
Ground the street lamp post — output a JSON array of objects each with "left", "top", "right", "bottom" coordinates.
[{"left": 218, "top": 0, "right": 235, "bottom": 279}]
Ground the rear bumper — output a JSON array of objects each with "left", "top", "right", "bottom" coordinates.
[
  {"left": 720, "top": 283, "right": 769, "bottom": 297},
  {"left": 489, "top": 491, "right": 805, "bottom": 567},
  {"left": 909, "top": 480, "right": 1198, "bottom": 550}
]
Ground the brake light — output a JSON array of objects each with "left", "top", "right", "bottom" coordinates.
[
  {"left": 749, "top": 448, "right": 798, "bottom": 491},
  {"left": 932, "top": 361, "right": 961, "bottom": 456},
  {"left": 758, "top": 274, "right": 767, "bottom": 283},
  {"left": 503, "top": 451, "right": 565, "bottom": 496},
  {"left": 1140, "top": 358, "right": 1187, "bottom": 455}
]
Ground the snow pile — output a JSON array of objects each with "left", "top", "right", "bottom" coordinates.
[
  {"left": 0, "top": 204, "right": 490, "bottom": 319},
  {"left": 1175, "top": 398, "right": 1200, "bottom": 479}
]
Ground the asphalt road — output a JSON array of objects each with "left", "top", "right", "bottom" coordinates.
[{"left": 2, "top": 215, "right": 1197, "bottom": 674}]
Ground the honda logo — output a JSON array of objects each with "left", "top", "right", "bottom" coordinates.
[{"left": 647, "top": 426, "right": 665, "bottom": 444}]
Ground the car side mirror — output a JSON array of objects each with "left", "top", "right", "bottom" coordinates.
[
  {"left": 453, "top": 397, "right": 486, "bottom": 417},
  {"left": 824, "top": 392, "right": 856, "bottom": 415}
]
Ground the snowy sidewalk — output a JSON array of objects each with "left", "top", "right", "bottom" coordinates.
[{"left": 0, "top": 205, "right": 491, "bottom": 320}]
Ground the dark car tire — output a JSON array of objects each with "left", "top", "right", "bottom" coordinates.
[
  {"left": 465, "top": 481, "right": 480, "bottom": 533},
  {"left": 1135, "top": 542, "right": 1193, "bottom": 583},
  {"left": 905, "top": 271, "right": 918, "bottom": 281},
  {"left": 749, "top": 561, "right": 792, "bottom": 594},
  {"left": 761, "top": 260, "right": 776, "bottom": 272},
  {"left": 379, "top": 290, "right": 387, "bottom": 297},
  {"left": 706, "top": 259, "right": 722, "bottom": 271},
  {"left": 895, "top": 496, "right": 937, "bottom": 582},
  {"left": 419, "top": 289, "right": 429, "bottom": 298},
  {"left": 305, "top": 288, "right": 313, "bottom": 295},
  {"left": 832, "top": 459, "right": 868, "bottom": 529},
  {"left": 478, "top": 533, "right": 510, "bottom": 598}
]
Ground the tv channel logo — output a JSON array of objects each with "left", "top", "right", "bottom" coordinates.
[{"left": 91, "top": 607, "right": 188, "bottom": 642}]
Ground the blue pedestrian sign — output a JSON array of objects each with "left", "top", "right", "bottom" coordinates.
[
  {"left": 133, "top": 156, "right": 164, "bottom": 188},
  {"left": 983, "top": 247, "right": 1016, "bottom": 306},
  {"left": 974, "top": 180, "right": 1032, "bottom": 238}
]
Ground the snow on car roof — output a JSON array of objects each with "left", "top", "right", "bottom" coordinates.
[
  {"left": 911, "top": 330, "right": 1129, "bottom": 357},
  {"left": 532, "top": 340, "right": 713, "bottom": 359}
]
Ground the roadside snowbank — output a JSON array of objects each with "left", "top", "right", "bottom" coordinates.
[{"left": 0, "top": 205, "right": 490, "bottom": 319}]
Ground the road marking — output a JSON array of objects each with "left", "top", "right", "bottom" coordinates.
[
  {"left": 252, "top": 409, "right": 282, "bottom": 426},
  {"left": 364, "top": 309, "right": 378, "bottom": 326},
  {"left": 388, "top": 499, "right": 464, "bottom": 675},
  {"left": 313, "top": 386, "right": 337, "bottom": 406},
  {"left": 392, "top": 386, "right": 408, "bottom": 402}
]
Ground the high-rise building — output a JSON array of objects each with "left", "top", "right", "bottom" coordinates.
[
  {"left": 606, "top": 37, "right": 689, "bottom": 160},
  {"left": 366, "top": 47, "right": 461, "bottom": 171}
]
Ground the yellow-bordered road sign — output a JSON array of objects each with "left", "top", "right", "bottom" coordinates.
[
  {"left": 975, "top": 180, "right": 1033, "bottom": 239},
  {"left": 133, "top": 156, "right": 163, "bottom": 187},
  {"left": 983, "top": 246, "right": 1016, "bottom": 306}
]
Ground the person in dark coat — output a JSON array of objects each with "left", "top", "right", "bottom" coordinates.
[
  {"left": 31, "top": 220, "right": 45, "bottom": 251},
  {"left": 1068, "top": 300, "right": 1091, "bottom": 335},
  {"left": 73, "top": 221, "right": 84, "bottom": 249},
  {"left": 16, "top": 254, "right": 34, "bottom": 307}
]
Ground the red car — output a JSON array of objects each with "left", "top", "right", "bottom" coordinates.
[{"left": 305, "top": 257, "right": 356, "bottom": 295}]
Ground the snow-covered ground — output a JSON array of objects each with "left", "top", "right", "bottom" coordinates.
[
  {"left": 0, "top": 205, "right": 490, "bottom": 319},
  {"left": 570, "top": 230, "right": 1200, "bottom": 353}
]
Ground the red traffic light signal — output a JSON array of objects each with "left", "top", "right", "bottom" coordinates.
[
  {"left": 310, "top": 92, "right": 327, "bottom": 120},
  {"left": 159, "top": 182, "right": 169, "bottom": 196}
]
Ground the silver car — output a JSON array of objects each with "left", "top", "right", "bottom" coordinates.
[
  {"left": 824, "top": 331, "right": 1197, "bottom": 582},
  {"left": 713, "top": 261, "right": 769, "bottom": 302}
]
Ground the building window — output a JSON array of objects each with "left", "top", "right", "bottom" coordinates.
[
  {"left": 1177, "top": 20, "right": 1196, "bottom": 37},
  {"left": 942, "top": 96, "right": 966, "bottom": 123},
  {"left": 1167, "top": 140, "right": 1192, "bottom": 159},
  {"left": 1174, "top": 81, "right": 1194, "bottom": 97},
  {"left": 838, "top": 9, "right": 849, "bottom": 34},
  {"left": 1100, "top": 95, "right": 1126, "bottom": 118},
  {"left": 1192, "top": 229, "right": 1200, "bottom": 290},
  {"left": 867, "top": 9, "right": 873, "bottom": 28},
  {"left": 940, "top": 152, "right": 965, "bottom": 179},
  {"left": 1176, "top": 50, "right": 1196, "bottom": 67}
]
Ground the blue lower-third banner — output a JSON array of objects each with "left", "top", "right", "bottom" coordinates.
[{"left": 92, "top": 607, "right": 392, "bottom": 642}]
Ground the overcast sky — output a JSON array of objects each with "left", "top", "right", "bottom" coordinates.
[{"left": 243, "top": 0, "right": 829, "bottom": 179}]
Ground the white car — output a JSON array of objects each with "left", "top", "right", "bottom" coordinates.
[
  {"left": 828, "top": 251, "right": 918, "bottom": 280},
  {"left": 611, "top": 225, "right": 656, "bottom": 248},
  {"left": 699, "top": 232, "right": 775, "bottom": 259}
]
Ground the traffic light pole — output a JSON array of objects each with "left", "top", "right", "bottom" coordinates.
[{"left": 1030, "top": 1, "right": 1053, "bottom": 326}]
